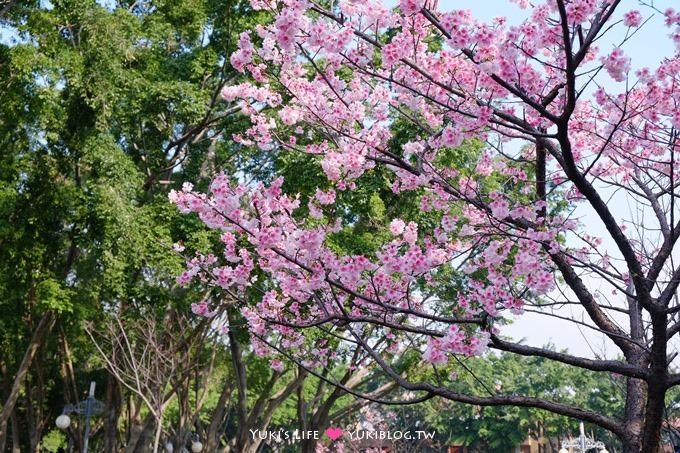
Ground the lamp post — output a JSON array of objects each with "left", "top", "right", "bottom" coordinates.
[
  {"left": 559, "top": 422, "right": 608, "bottom": 452},
  {"left": 55, "top": 381, "right": 104, "bottom": 453},
  {"left": 163, "top": 433, "right": 203, "bottom": 453}
]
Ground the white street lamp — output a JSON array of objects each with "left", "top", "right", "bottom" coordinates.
[
  {"left": 189, "top": 432, "right": 203, "bottom": 452},
  {"left": 55, "top": 414, "right": 71, "bottom": 430},
  {"left": 560, "top": 422, "right": 607, "bottom": 452}
]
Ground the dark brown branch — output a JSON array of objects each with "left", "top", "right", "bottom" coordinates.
[
  {"left": 490, "top": 335, "right": 648, "bottom": 379},
  {"left": 346, "top": 323, "right": 623, "bottom": 435}
]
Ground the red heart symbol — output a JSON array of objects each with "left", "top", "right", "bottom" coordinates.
[{"left": 325, "top": 427, "right": 343, "bottom": 441}]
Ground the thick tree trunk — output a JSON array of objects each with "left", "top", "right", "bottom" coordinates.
[
  {"left": 9, "top": 412, "right": 20, "bottom": 453},
  {"left": 639, "top": 313, "right": 669, "bottom": 452},
  {"left": 620, "top": 375, "right": 645, "bottom": 452},
  {"left": 641, "top": 385, "right": 667, "bottom": 452},
  {"left": 297, "top": 382, "right": 310, "bottom": 453},
  {"left": 227, "top": 312, "right": 249, "bottom": 453},
  {"left": 245, "top": 441, "right": 263, "bottom": 453},
  {"left": 153, "top": 414, "right": 163, "bottom": 453},
  {"left": 104, "top": 372, "right": 122, "bottom": 453},
  {"left": 29, "top": 345, "right": 47, "bottom": 453},
  {"left": 0, "top": 311, "right": 54, "bottom": 451},
  {"left": 204, "top": 382, "right": 233, "bottom": 451},
  {"left": 618, "top": 290, "right": 649, "bottom": 452},
  {"left": 2, "top": 361, "right": 22, "bottom": 453},
  {"left": 129, "top": 414, "right": 157, "bottom": 453},
  {"left": 25, "top": 382, "right": 38, "bottom": 452},
  {"left": 124, "top": 403, "right": 145, "bottom": 453}
]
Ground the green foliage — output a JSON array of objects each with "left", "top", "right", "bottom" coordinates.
[
  {"left": 36, "top": 278, "right": 73, "bottom": 313},
  {"left": 0, "top": 0, "right": 264, "bottom": 446},
  {"left": 39, "top": 429, "right": 67, "bottom": 453}
]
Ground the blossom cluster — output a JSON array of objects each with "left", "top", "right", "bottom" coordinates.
[
  {"left": 171, "top": 163, "right": 562, "bottom": 367},
  {"left": 172, "top": 0, "right": 680, "bottom": 372}
]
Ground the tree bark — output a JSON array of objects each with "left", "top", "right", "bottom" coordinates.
[
  {"left": 640, "top": 313, "right": 669, "bottom": 452},
  {"left": 620, "top": 288, "right": 647, "bottom": 452},
  {"left": 535, "top": 138, "right": 547, "bottom": 220},
  {"left": 25, "top": 381, "right": 37, "bottom": 452},
  {"left": 123, "top": 396, "right": 144, "bottom": 453},
  {"left": 129, "top": 413, "right": 157, "bottom": 453},
  {"left": 640, "top": 384, "right": 667, "bottom": 452},
  {"left": 29, "top": 342, "right": 47, "bottom": 453},
  {"left": 227, "top": 310, "right": 249, "bottom": 453},
  {"left": 204, "top": 381, "right": 233, "bottom": 451},
  {"left": 0, "top": 311, "right": 54, "bottom": 452},
  {"left": 2, "top": 359, "right": 22, "bottom": 453},
  {"left": 9, "top": 412, "right": 20, "bottom": 453},
  {"left": 153, "top": 413, "right": 163, "bottom": 453},
  {"left": 621, "top": 376, "right": 645, "bottom": 452},
  {"left": 104, "top": 372, "right": 122, "bottom": 453}
]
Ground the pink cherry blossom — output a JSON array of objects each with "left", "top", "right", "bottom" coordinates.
[
  {"left": 389, "top": 219, "right": 406, "bottom": 236},
  {"left": 623, "top": 10, "right": 643, "bottom": 28},
  {"left": 601, "top": 47, "right": 631, "bottom": 82},
  {"left": 170, "top": 5, "right": 680, "bottom": 442}
]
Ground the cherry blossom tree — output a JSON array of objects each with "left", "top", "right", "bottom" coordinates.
[{"left": 170, "top": 0, "right": 680, "bottom": 451}]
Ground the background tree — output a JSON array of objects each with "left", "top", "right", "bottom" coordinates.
[{"left": 0, "top": 0, "right": 265, "bottom": 449}]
